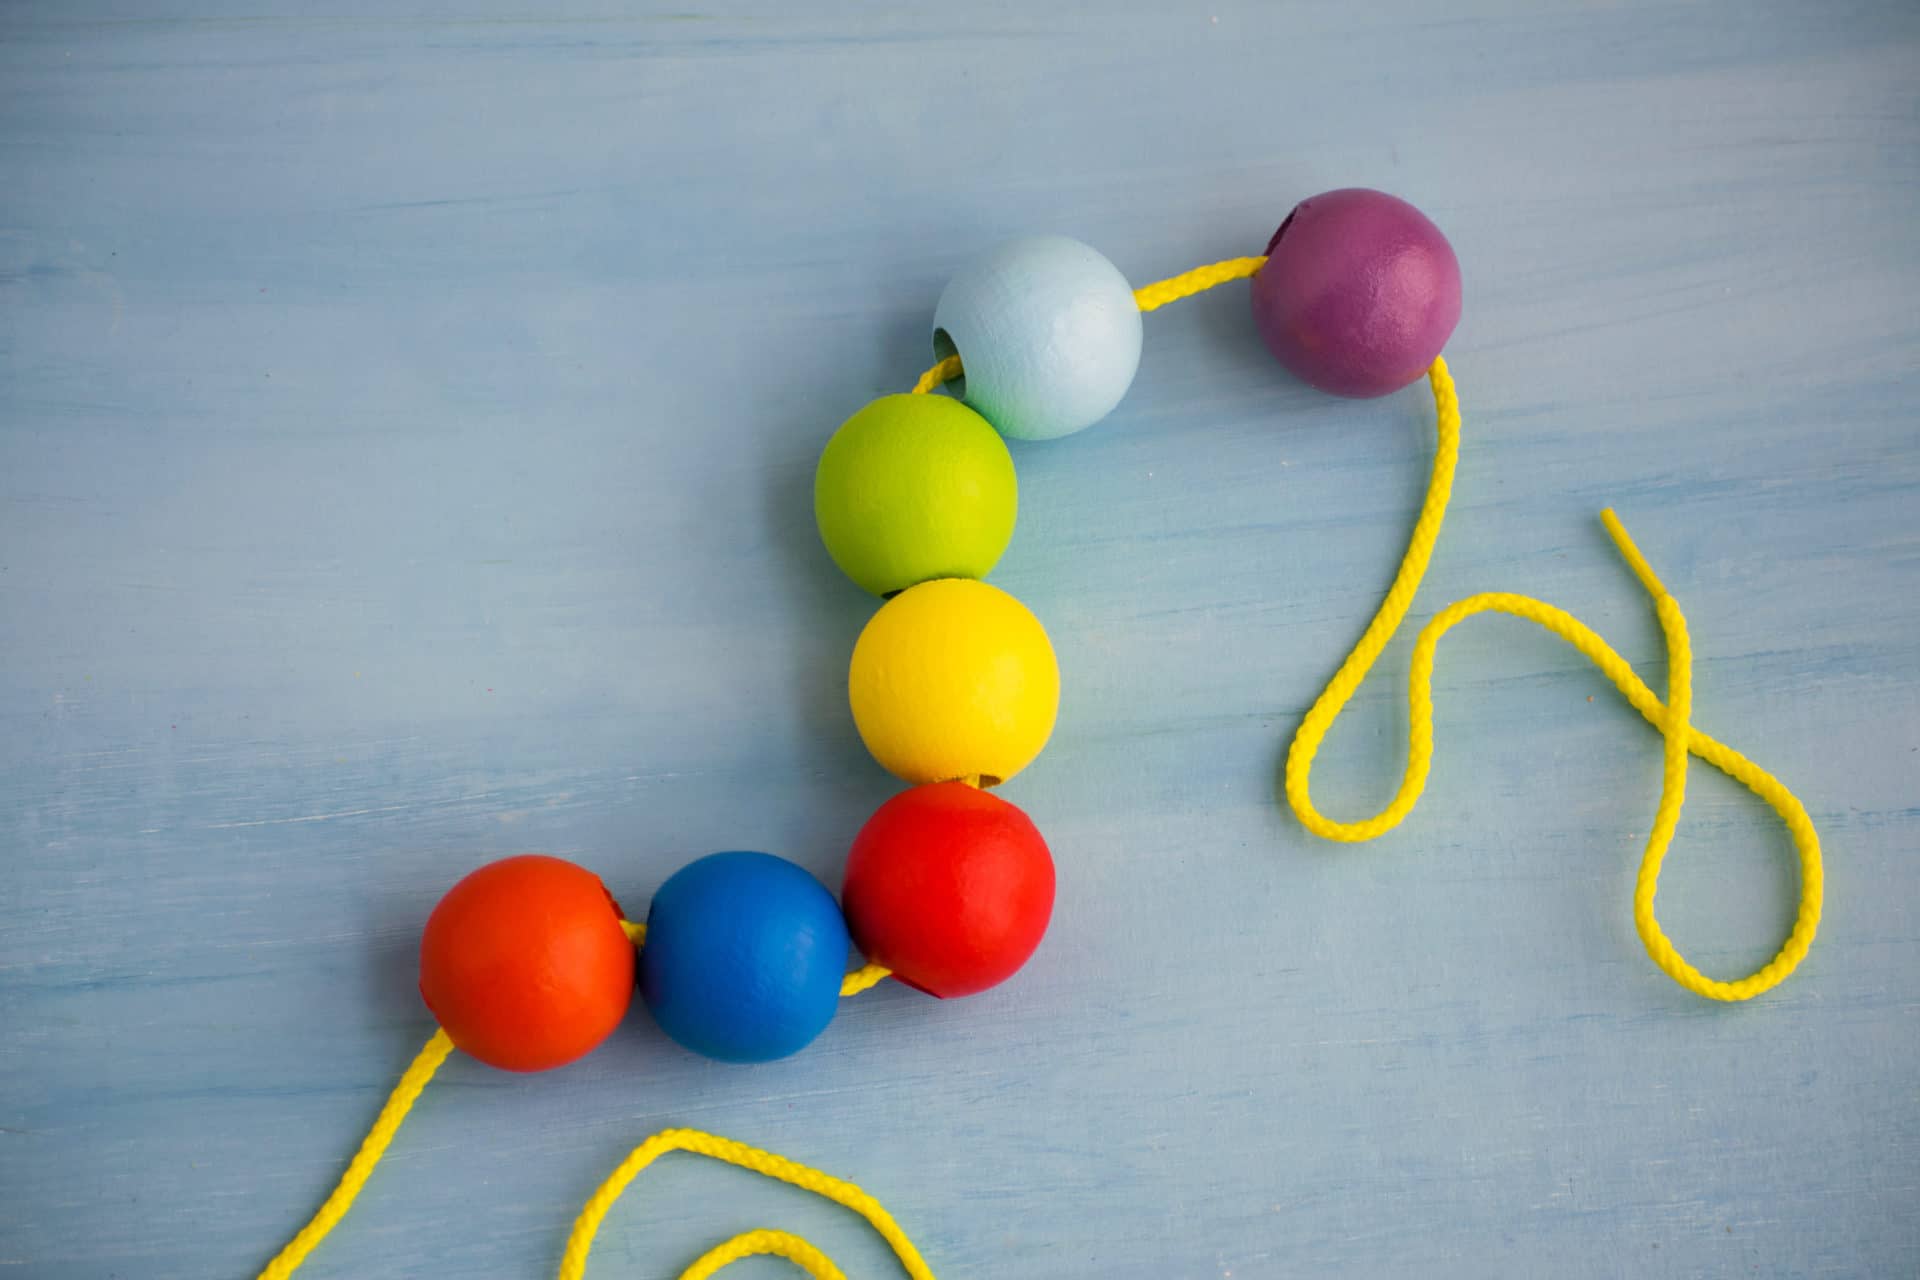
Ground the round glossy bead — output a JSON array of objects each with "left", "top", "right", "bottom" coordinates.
[
  {"left": 639, "top": 851, "right": 849, "bottom": 1063},
  {"left": 418, "top": 854, "right": 635, "bottom": 1073},
  {"left": 842, "top": 782, "right": 1055, "bottom": 998},
  {"left": 1250, "top": 188, "right": 1462, "bottom": 398},
  {"left": 933, "top": 235, "right": 1142, "bottom": 441},
  {"left": 814, "top": 394, "right": 1017, "bottom": 597},
  {"left": 849, "top": 578, "right": 1059, "bottom": 787}
]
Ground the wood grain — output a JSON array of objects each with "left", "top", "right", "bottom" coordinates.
[{"left": 3, "top": 2, "right": 1917, "bottom": 1276}]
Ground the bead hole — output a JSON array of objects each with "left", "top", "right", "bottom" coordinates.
[
  {"left": 598, "top": 880, "right": 629, "bottom": 927},
  {"left": 931, "top": 328, "right": 967, "bottom": 398},
  {"left": 1265, "top": 204, "right": 1303, "bottom": 256}
]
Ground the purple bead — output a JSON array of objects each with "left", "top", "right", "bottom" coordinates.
[{"left": 1250, "top": 188, "right": 1462, "bottom": 399}]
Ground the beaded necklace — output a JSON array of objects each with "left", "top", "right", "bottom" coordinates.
[{"left": 256, "top": 189, "right": 1822, "bottom": 1279}]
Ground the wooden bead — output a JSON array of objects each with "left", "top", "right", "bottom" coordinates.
[
  {"left": 848, "top": 578, "right": 1059, "bottom": 786},
  {"left": 814, "top": 394, "right": 1017, "bottom": 597},
  {"left": 1250, "top": 188, "right": 1461, "bottom": 398},
  {"left": 638, "top": 852, "right": 849, "bottom": 1063},
  {"left": 842, "top": 782, "right": 1055, "bottom": 998},
  {"left": 933, "top": 235, "right": 1142, "bottom": 441},
  {"left": 418, "top": 855, "right": 635, "bottom": 1072}
]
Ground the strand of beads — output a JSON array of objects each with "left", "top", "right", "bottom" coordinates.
[
  {"left": 255, "top": 190, "right": 1824, "bottom": 1279},
  {"left": 277, "top": 188, "right": 1826, "bottom": 1280}
]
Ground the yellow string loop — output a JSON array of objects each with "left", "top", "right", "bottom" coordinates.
[
  {"left": 557, "top": 1128, "right": 937, "bottom": 1280},
  {"left": 1283, "top": 359, "right": 1824, "bottom": 1000},
  {"left": 678, "top": 1229, "right": 848, "bottom": 1279}
]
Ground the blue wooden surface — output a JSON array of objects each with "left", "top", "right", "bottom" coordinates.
[{"left": 3, "top": 3, "right": 1917, "bottom": 1276}]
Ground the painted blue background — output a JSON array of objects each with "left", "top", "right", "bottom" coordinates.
[{"left": 3, "top": 3, "right": 1916, "bottom": 1276}]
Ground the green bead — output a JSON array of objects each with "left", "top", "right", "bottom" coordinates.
[{"left": 814, "top": 394, "right": 1017, "bottom": 596}]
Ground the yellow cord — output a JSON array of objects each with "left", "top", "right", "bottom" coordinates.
[
  {"left": 557, "top": 1128, "right": 937, "bottom": 1280},
  {"left": 1131, "top": 255, "right": 1267, "bottom": 312},
  {"left": 255, "top": 1029, "right": 456, "bottom": 1280},
  {"left": 839, "top": 962, "right": 894, "bottom": 996},
  {"left": 1283, "top": 358, "right": 1824, "bottom": 1000},
  {"left": 911, "top": 355, "right": 962, "bottom": 395}
]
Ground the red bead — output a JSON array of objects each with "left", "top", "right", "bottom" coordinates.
[
  {"left": 841, "top": 782, "right": 1054, "bottom": 998},
  {"left": 418, "top": 854, "right": 635, "bottom": 1072}
]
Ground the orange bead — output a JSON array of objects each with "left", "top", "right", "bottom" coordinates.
[{"left": 418, "top": 855, "right": 635, "bottom": 1072}]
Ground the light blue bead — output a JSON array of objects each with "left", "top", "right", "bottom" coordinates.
[{"left": 933, "top": 236, "right": 1142, "bottom": 442}]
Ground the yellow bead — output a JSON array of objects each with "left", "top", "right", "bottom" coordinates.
[{"left": 848, "top": 579, "right": 1059, "bottom": 786}]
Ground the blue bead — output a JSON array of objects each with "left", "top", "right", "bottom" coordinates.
[
  {"left": 639, "top": 851, "right": 850, "bottom": 1063},
  {"left": 933, "top": 235, "right": 1142, "bottom": 442}
]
